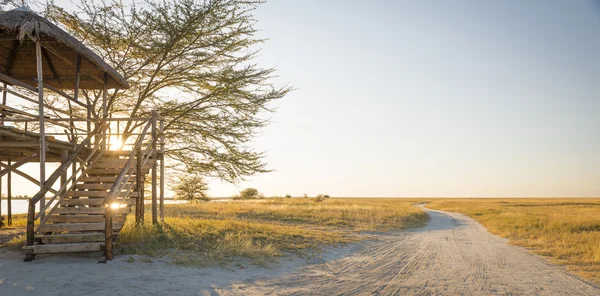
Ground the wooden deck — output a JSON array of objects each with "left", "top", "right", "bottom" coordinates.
[{"left": 0, "top": 125, "right": 94, "bottom": 162}]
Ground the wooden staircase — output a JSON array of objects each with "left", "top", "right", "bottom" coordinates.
[{"left": 22, "top": 156, "right": 155, "bottom": 255}]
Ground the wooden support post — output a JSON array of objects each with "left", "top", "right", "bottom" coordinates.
[
  {"left": 136, "top": 147, "right": 143, "bottom": 225},
  {"left": 103, "top": 73, "right": 108, "bottom": 150},
  {"left": 60, "top": 150, "right": 68, "bottom": 188},
  {"left": 151, "top": 110, "right": 158, "bottom": 224},
  {"left": 1, "top": 82, "right": 6, "bottom": 126},
  {"left": 0, "top": 164, "right": 2, "bottom": 225},
  {"left": 159, "top": 118, "right": 165, "bottom": 222},
  {"left": 74, "top": 55, "right": 81, "bottom": 102},
  {"left": 103, "top": 205, "right": 113, "bottom": 261},
  {"left": 7, "top": 159, "right": 11, "bottom": 226},
  {"left": 141, "top": 180, "right": 145, "bottom": 222},
  {"left": 24, "top": 199, "right": 36, "bottom": 262},
  {"left": 36, "top": 41, "right": 46, "bottom": 221}
]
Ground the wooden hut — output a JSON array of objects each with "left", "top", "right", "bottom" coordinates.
[{"left": 0, "top": 6, "right": 165, "bottom": 261}]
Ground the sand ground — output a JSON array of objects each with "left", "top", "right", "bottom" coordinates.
[{"left": 1, "top": 206, "right": 599, "bottom": 295}]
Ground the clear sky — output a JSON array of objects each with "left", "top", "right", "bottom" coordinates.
[
  {"left": 211, "top": 0, "right": 600, "bottom": 197},
  {"left": 5, "top": 0, "right": 600, "bottom": 198}
]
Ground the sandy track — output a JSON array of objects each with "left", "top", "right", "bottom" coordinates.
[
  {"left": 229, "top": 206, "right": 600, "bottom": 295},
  {"left": 1, "top": 206, "right": 599, "bottom": 295}
]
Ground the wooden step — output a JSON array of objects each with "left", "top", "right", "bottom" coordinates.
[
  {"left": 87, "top": 168, "right": 147, "bottom": 175},
  {"left": 79, "top": 176, "right": 137, "bottom": 183},
  {"left": 55, "top": 207, "right": 131, "bottom": 215},
  {"left": 23, "top": 242, "right": 105, "bottom": 254},
  {"left": 76, "top": 183, "right": 136, "bottom": 190},
  {"left": 38, "top": 233, "right": 105, "bottom": 244},
  {"left": 60, "top": 198, "right": 136, "bottom": 206},
  {"left": 47, "top": 215, "right": 127, "bottom": 223},
  {"left": 93, "top": 161, "right": 154, "bottom": 169},
  {"left": 38, "top": 222, "right": 124, "bottom": 232},
  {"left": 67, "top": 191, "right": 139, "bottom": 198}
]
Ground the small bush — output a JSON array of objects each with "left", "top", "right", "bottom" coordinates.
[
  {"left": 236, "top": 188, "right": 261, "bottom": 200},
  {"left": 284, "top": 194, "right": 292, "bottom": 199},
  {"left": 314, "top": 194, "right": 326, "bottom": 202}
]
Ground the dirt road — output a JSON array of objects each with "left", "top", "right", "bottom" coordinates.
[
  {"left": 1, "top": 206, "right": 599, "bottom": 295},
  {"left": 230, "top": 206, "right": 600, "bottom": 295}
]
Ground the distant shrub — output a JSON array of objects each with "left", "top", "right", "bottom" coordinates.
[
  {"left": 284, "top": 194, "right": 292, "bottom": 198},
  {"left": 237, "top": 188, "right": 261, "bottom": 200},
  {"left": 323, "top": 194, "right": 330, "bottom": 198},
  {"left": 303, "top": 193, "right": 308, "bottom": 198},
  {"left": 314, "top": 194, "right": 326, "bottom": 202}
]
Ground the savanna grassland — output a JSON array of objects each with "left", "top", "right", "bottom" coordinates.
[
  {"left": 426, "top": 198, "right": 600, "bottom": 283},
  {"left": 117, "top": 198, "right": 429, "bottom": 266}
]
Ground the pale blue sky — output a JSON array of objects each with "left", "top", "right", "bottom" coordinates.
[
  {"left": 5, "top": 1, "right": 600, "bottom": 198},
  {"left": 212, "top": 0, "right": 600, "bottom": 197}
]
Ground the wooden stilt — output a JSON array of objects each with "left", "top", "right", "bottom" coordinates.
[
  {"left": 7, "top": 159, "right": 11, "bottom": 226},
  {"left": 159, "top": 117, "right": 165, "bottom": 222},
  {"left": 136, "top": 147, "right": 142, "bottom": 225},
  {"left": 103, "top": 205, "right": 113, "bottom": 261},
  {"left": 151, "top": 110, "right": 158, "bottom": 224},
  {"left": 36, "top": 41, "right": 46, "bottom": 221}
]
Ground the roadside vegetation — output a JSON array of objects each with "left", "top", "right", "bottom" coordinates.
[
  {"left": 117, "top": 198, "right": 428, "bottom": 266},
  {"left": 426, "top": 198, "right": 600, "bottom": 284}
]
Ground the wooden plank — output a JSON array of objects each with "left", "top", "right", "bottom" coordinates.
[
  {"left": 93, "top": 161, "right": 154, "bottom": 169},
  {"left": 60, "top": 198, "right": 136, "bottom": 206},
  {"left": 46, "top": 214, "right": 126, "bottom": 223},
  {"left": 38, "top": 222, "right": 123, "bottom": 232},
  {"left": 23, "top": 242, "right": 104, "bottom": 254},
  {"left": 87, "top": 168, "right": 149, "bottom": 175},
  {"left": 39, "top": 233, "right": 104, "bottom": 244},
  {"left": 79, "top": 176, "right": 135, "bottom": 183},
  {"left": 67, "top": 191, "right": 139, "bottom": 198},
  {"left": 55, "top": 207, "right": 130, "bottom": 215},
  {"left": 76, "top": 183, "right": 135, "bottom": 190}
]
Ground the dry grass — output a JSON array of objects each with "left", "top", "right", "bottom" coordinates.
[
  {"left": 0, "top": 213, "right": 27, "bottom": 249},
  {"left": 426, "top": 198, "right": 600, "bottom": 283},
  {"left": 118, "top": 198, "right": 428, "bottom": 266}
]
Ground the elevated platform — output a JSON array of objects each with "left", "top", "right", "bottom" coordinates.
[{"left": 0, "top": 125, "right": 94, "bottom": 162}]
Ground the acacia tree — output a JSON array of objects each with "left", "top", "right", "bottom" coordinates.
[
  {"left": 39, "top": 0, "right": 290, "bottom": 182},
  {"left": 171, "top": 174, "right": 209, "bottom": 201}
]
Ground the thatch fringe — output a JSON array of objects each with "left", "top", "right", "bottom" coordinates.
[{"left": 0, "top": 7, "right": 129, "bottom": 89}]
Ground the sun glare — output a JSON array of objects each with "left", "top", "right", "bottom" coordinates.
[{"left": 109, "top": 135, "right": 123, "bottom": 151}]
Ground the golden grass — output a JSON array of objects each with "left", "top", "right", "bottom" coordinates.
[
  {"left": 426, "top": 198, "right": 600, "bottom": 283},
  {"left": 0, "top": 213, "right": 28, "bottom": 249},
  {"left": 118, "top": 198, "right": 428, "bottom": 266}
]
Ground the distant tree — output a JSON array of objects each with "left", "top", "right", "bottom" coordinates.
[
  {"left": 238, "top": 188, "right": 260, "bottom": 200},
  {"left": 171, "top": 174, "right": 210, "bottom": 202},
  {"left": 284, "top": 194, "right": 292, "bottom": 198}
]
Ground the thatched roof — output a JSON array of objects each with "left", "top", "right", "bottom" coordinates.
[{"left": 0, "top": 7, "right": 129, "bottom": 90}]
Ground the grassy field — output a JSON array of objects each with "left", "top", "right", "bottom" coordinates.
[
  {"left": 426, "top": 198, "right": 600, "bottom": 283},
  {"left": 117, "top": 198, "right": 428, "bottom": 266}
]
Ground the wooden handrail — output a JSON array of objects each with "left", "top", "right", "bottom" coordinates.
[
  {"left": 30, "top": 123, "right": 106, "bottom": 204},
  {"left": 105, "top": 120, "right": 152, "bottom": 202}
]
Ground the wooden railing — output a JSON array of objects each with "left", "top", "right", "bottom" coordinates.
[{"left": 102, "top": 110, "right": 163, "bottom": 261}]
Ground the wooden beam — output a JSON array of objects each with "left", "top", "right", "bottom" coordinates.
[
  {"left": 0, "top": 162, "right": 58, "bottom": 195},
  {"left": 0, "top": 72, "right": 37, "bottom": 93},
  {"left": 0, "top": 141, "right": 40, "bottom": 147},
  {"left": 41, "top": 47, "right": 60, "bottom": 79},
  {"left": 74, "top": 55, "right": 81, "bottom": 101},
  {"left": 0, "top": 152, "right": 39, "bottom": 178}
]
